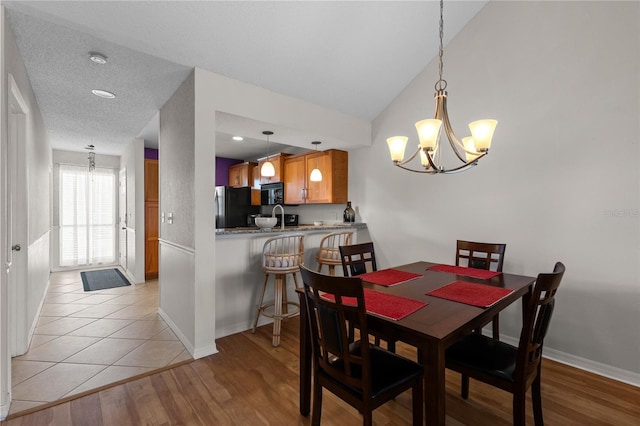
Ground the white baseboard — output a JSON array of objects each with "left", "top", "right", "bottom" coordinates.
[
  {"left": 158, "top": 308, "right": 218, "bottom": 360},
  {"left": 1, "top": 399, "right": 9, "bottom": 421},
  {"left": 499, "top": 334, "right": 640, "bottom": 387}
]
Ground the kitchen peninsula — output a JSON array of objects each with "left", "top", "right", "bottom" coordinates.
[{"left": 214, "top": 222, "right": 369, "bottom": 339}]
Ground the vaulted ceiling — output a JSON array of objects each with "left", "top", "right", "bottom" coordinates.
[{"left": 3, "top": 1, "right": 487, "bottom": 157}]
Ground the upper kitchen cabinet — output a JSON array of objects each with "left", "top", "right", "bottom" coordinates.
[
  {"left": 258, "top": 153, "right": 290, "bottom": 184},
  {"left": 228, "top": 161, "right": 257, "bottom": 188},
  {"left": 284, "top": 149, "right": 348, "bottom": 204}
]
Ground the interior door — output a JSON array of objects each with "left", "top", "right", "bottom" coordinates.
[
  {"left": 7, "top": 75, "right": 29, "bottom": 357},
  {"left": 119, "top": 168, "right": 127, "bottom": 270}
]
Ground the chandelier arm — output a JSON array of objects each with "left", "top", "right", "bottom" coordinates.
[
  {"left": 393, "top": 163, "right": 439, "bottom": 174},
  {"left": 394, "top": 146, "right": 422, "bottom": 167}
]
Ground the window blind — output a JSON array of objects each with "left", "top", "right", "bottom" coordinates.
[{"left": 59, "top": 164, "right": 117, "bottom": 267}]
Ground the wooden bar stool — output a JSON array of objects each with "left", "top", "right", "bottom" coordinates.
[
  {"left": 252, "top": 234, "right": 305, "bottom": 347},
  {"left": 316, "top": 231, "right": 353, "bottom": 275}
]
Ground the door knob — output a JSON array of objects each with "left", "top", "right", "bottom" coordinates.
[{"left": 11, "top": 244, "right": 21, "bottom": 252}]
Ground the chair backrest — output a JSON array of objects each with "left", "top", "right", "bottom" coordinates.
[
  {"left": 339, "top": 242, "right": 377, "bottom": 277},
  {"left": 456, "top": 240, "right": 506, "bottom": 272},
  {"left": 516, "top": 262, "right": 565, "bottom": 381},
  {"left": 299, "top": 266, "right": 372, "bottom": 396},
  {"left": 316, "top": 231, "right": 353, "bottom": 262},
  {"left": 262, "top": 234, "right": 305, "bottom": 273}
]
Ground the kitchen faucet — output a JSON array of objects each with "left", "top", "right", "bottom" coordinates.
[{"left": 272, "top": 204, "right": 285, "bottom": 230}]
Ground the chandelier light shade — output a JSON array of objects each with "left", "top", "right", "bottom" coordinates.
[
  {"left": 386, "top": 0, "right": 498, "bottom": 174},
  {"left": 309, "top": 141, "right": 323, "bottom": 182},
  {"left": 260, "top": 130, "right": 276, "bottom": 177}
]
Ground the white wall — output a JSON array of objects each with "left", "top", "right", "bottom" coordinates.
[
  {"left": 355, "top": 0, "right": 639, "bottom": 384},
  {"left": 119, "top": 138, "right": 145, "bottom": 283},
  {"left": 158, "top": 67, "right": 371, "bottom": 358},
  {"left": 1, "top": 6, "right": 52, "bottom": 418}
]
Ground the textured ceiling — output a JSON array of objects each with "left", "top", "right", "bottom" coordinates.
[{"left": 3, "top": 0, "right": 487, "bottom": 158}]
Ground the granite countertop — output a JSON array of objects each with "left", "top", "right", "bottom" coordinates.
[{"left": 215, "top": 222, "right": 367, "bottom": 236}]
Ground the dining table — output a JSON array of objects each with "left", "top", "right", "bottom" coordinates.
[{"left": 297, "top": 261, "right": 537, "bottom": 425}]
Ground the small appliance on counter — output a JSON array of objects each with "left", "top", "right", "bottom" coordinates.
[
  {"left": 246, "top": 213, "right": 298, "bottom": 227},
  {"left": 215, "top": 186, "right": 260, "bottom": 228}
]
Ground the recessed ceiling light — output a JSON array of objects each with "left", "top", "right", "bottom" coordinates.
[
  {"left": 89, "top": 52, "right": 107, "bottom": 64},
  {"left": 232, "top": 136, "right": 244, "bottom": 141},
  {"left": 91, "top": 89, "right": 116, "bottom": 99}
]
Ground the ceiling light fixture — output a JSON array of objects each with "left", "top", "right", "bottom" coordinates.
[
  {"left": 260, "top": 131, "right": 275, "bottom": 178},
  {"left": 91, "top": 89, "right": 116, "bottom": 99},
  {"left": 232, "top": 136, "right": 244, "bottom": 141},
  {"left": 85, "top": 144, "right": 96, "bottom": 173},
  {"left": 386, "top": 0, "right": 497, "bottom": 174},
  {"left": 309, "top": 141, "right": 323, "bottom": 182},
  {"left": 89, "top": 52, "right": 108, "bottom": 65}
]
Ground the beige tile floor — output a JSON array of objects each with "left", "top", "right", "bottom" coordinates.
[{"left": 9, "top": 269, "right": 192, "bottom": 415}]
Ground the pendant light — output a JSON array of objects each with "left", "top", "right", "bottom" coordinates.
[
  {"left": 260, "top": 131, "right": 276, "bottom": 178},
  {"left": 85, "top": 144, "right": 96, "bottom": 173},
  {"left": 309, "top": 141, "right": 323, "bottom": 182}
]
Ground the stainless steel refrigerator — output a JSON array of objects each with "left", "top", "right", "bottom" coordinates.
[{"left": 214, "top": 186, "right": 259, "bottom": 228}]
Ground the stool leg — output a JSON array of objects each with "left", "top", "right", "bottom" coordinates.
[
  {"left": 282, "top": 274, "right": 289, "bottom": 315},
  {"left": 292, "top": 271, "right": 301, "bottom": 290},
  {"left": 273, "top": 274, "right": 284, "bottom": 347},
  {"left": 317, "top": 262, "right": 323, "bottom": 273},
  {"left": 328, "top": 265, "right": 335, "bottom": 276},
  {"left": 252, "top": 273, "right": 269, "bottom": 333}
]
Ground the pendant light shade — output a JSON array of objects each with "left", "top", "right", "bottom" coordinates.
[
  {"left": 260, "top": 130, "right": 276, "bottom": 178},
  {"left": 309, "top": 141, "right": 323, "bottom": 182},
  {"left": 261, "top": 161, "right": 275, "bottom": 177}
]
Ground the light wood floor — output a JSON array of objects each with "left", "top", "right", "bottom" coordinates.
[{"left": 3, "top": 317, "right": 639, "bottom": 425}]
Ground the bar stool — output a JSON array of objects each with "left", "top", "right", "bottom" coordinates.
[
  {"left": 252, "top": 234, "right": 305, "bottom": 347},
  {"left": 316, "top": 231, "right": 353, "bottom": 275}
]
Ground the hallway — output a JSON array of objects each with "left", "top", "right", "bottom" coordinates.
[{"left": 9, "top": 269, "right": 191, "bottom": 415}]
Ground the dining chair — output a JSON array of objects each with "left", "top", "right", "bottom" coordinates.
[
  {"left": 456, "top": 239, "right": 507, "bottom": 338},
  {"left": 339, "top": 242, "right": 377, "bottom": 277},
  {"left": 445, "top": 262, "right": 565, "bottom": 426},
  {"left": 339, "top": 242, "right": 396, "bottom": 351},
  {"left": 316, "top": 231, "right": 353, "bottom": 275},
  {"left": 299, "top": 266, "right": 424, "bottom": 426}
]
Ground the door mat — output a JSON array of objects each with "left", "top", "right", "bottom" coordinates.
[{"left": 81, "top": 268, "right": 131, "bottom": 292}]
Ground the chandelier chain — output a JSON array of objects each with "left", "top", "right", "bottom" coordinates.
[{"left": 436, "top": 0, "right": 447, "bottom": 91}]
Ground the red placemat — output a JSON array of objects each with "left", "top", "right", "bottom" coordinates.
[
  {"left": 322, "top": 289, "right": 427, "bottom": 321},
  {"left": 426, "top": 281, "right": 514, "bottom": 307},
  {"left": 359, "top": 268, "right": 423, "bottom": 287},
  {"left": 428, "top": 264, "right": 502, "bottom": 279}
]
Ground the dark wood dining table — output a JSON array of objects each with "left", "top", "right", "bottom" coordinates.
[{"left": 297, "top": 261, "right": 536, "bottom": 425}]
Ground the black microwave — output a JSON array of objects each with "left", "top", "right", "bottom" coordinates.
[{"left": 261, "top": 182, "right": 284, "bottom": 206}]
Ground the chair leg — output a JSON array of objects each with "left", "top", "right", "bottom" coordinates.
[
  {"left": 312, "top": 381, "right": 323, "bottom": 426},
  {"left": 292, "top": 271, "right": 301, "bottom": 290},
  {"left": 461, "top": 375, "right": 470, "bottom": 399},
  {"left": 317, "top": 262, "right": 323, "bottom": 273},
  {"left": 492, "top": 313, "right": 500, "bottom": 339},
  {"left": 272, "top": 274, "right": 284, "bottom": 347},
  {"left": 513, "top": 391, "right": 526, "bottom": 426},
  {"left": 328, "top": 265, "right": 335, "bottom": 276},
  {"left": 412, "top": 381, "right": 423, "bottom": 426},
  {"left": 387, "top": 339, "right": 396, "bottom": 353},
  {"left": 252, "top": 273, "right": 269, "bottom": 333},
  {"left": 362, "top": 410, "right": 373, "bottom": 426},
  {"left": 532, "top": 369, "right": 544, "bottom": 426}
]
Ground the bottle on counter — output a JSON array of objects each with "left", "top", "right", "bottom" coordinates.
[{"left": 343, "top": 201, "right": 355, "bottom": 223}]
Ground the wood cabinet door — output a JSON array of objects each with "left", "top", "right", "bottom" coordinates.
[
  {"left": 305, "top": 151, "right": 333, "bottom": 203},
  {"left": 145, "top": 201, "right": 159, "bottom": 277},
  {"left": 144, "top": 159, "right": 159, "bottom": 201},
  {"left": 283, "top": 155, "right": 306, "bottom": 204}
]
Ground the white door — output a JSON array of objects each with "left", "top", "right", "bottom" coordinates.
[
  {"left": 1, "top": 74, "right": 30, "bottom": 417},
  {"left": 7, "top": 76, "right": 29, "bottom": 357},
  {"left": 119, "top": 168, "right": 127, "bottom": 270}
]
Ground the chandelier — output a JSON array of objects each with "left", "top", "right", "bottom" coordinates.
[
  {"left": 386, "top": 0, "right": 497, "bottom": 174},
  {"left": 85, "top": 144, "right": 96, "bottom": 172}
]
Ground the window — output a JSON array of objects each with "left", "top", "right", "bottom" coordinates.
[{"left": 59, "top": 164, "right": 116, "bottom": 267}]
